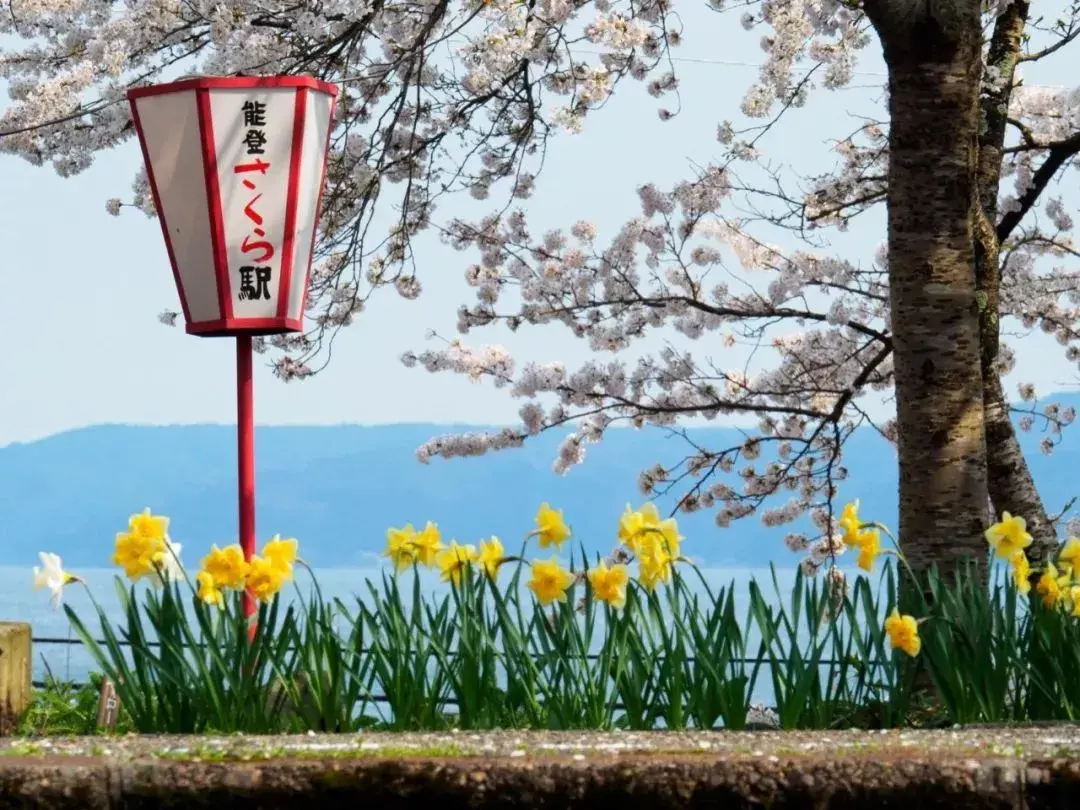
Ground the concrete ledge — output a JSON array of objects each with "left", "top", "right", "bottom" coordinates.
[{"left": 2, "top": 728, "right": 1080, "bottom": 808}]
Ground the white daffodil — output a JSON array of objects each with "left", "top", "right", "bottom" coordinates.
[
  {"left": 151, "top": 537, "right": 184, "bottom": 587},
  {"left": 32, "top": 552, "right": 77, "bottom": 610}
]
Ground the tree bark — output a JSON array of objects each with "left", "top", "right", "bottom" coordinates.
[
  {"left": 866, "top": 0, "right": 989, "bottom": 574},
  {"left": 972, "top": 0, "right": 1057, "bottom": 564}
]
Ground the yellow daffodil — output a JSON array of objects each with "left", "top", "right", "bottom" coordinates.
[
  {"left": 619, "top": 503, "right": 684, "bottom": 559},
  {"left": 527, "top": 558, "right": 574, "bottom": 605},
  {"left": 112, "top": 530, "right": 166, "bottom": 582},
  {"left": 638, "top": 559, "right": 671, "bottom": 591},
  {"left": 1059, "top": 538, "right": 1080, "bottom": 570},
  {"left": 201, "top": 544, "right": 250, "bottom": 590},
  {"left": 436, "top": 542, "right": 478, "bottom": 586},
  {"left": 195, "top": 570, "right": 224, "bottom": 608},
  {"left": 246, "top": 554, "right": 286, "bottom": 603},
  {"left": 884, "top": 608, "right": 921, "bottom": 657},
  {"left": 1036, "top": 561, "right": 1068, "bottom": 609},
  {"left": 263, "top": 535, "right": 298, "bottom": 577},
  {"left": 638, "top": 535, "right": 675, "bottom": 591},
  {"left": 477, "top": 536, "right": 505, "bottom": 580},
  {"left": 1070, "top": 586, "right": 1080, "bottom": 618},
  {"left": 412, "top": 521, "right": 444, "bottom": 567},
  {"left": 838, "top": 500, "right": 861, "bottom": 544},
  {"left": 1011, "top": 551, "right": 1032, "bottom": 596},
  {"left": 985, "top": 512, "right": 1033, "bottom": 560},
  {"left": 533, "top": 503, "right": 572, "bottom": 550},
  {"left": 587, "top": 562, "right": 629, "bottom": 609},
  {"left": 618, "top": 503, "right": 655, "bottom": 554},
  {"left": 848, "top": 526, "right": 874, "bottom": 550},
  {"left": 384, "top": 524, "right": 418, "bottom": 572},
  {"left": 854, "top": 528, "right": 882, "bottom": 572},
  {"left": 111, "top": 509, "right": 175, "bottom": 582},
  {"left": 654, "top": 515, "right": 684, "bottom": 558},
  {"left": 128, "top": 507, "right": 169, "bottom": 542}
]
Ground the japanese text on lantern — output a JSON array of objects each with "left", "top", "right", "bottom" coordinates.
[{"left": 233, "top": 99, "right": 274, "bottom": 302}]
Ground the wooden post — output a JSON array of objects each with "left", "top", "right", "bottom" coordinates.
[
  {"left": 0, "top": 623, "right": 31, "bottom": 734},
  {"left": 96, "top": 678, "right": 119, "bottom": 731}
]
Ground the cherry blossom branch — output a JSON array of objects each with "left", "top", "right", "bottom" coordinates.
[
  {"left": 1019, "top": 2, "right": 1080, "bottom": 63},
  {"left": 997, "top": 131, "right": 1080, "bottom": 243}
]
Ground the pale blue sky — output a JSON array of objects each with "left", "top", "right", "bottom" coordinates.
[{"left": 0, "top": 7, "right": 1075, "bottom": 448}]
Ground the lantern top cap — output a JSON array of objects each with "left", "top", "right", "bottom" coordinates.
[{"left": 127, "top": 75, "right": 339, "bottom": 101}]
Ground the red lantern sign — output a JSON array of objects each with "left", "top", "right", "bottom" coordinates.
[
  {"left": 128, "top": 76, "right": 338, "bottom": 623},
  {"left": 128, "top": 76, "right": 338, "bottom": 336}
]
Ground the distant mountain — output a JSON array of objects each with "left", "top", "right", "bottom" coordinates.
[{"left": 2, "top": 399, "right": 1079, "bottom": 568}]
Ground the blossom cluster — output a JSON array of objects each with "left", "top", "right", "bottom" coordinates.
[
  {"left": 407, "top": 173, "right": 892, "bottom": 535},
  {"left": 381, "top": 501, "right": 685, "bottom": 609},
  {"left": 32, "top": 507, "right": 299, "bottom": 611},
  {"left": 986, "top": 512, "right": 1080, "bottom": 616},
  {"left": 396, "top": 4, "right": 1080, "bottom": 545},
  {"left": 195, "top": 537, "right": 298, "bottom": 607},
  {"left": 0, "top": 0, "right": 680, "bottom": 384},
  {"left": 786, "top": 499, "right": 885, "bottom": 578},
  {"left": 805, "top": 500, "right": 919, "bottom": 657},
  {"left": 813, "top": 503, "right": 1080, "bottom": 660},
  {"left": 33, "top": 501, "right": 929, "bottom": 669},
  {"left": 111, "top": 507, "right": 183, "bottom": 585}
]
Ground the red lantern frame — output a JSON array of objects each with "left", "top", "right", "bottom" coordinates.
[{"left": 128, "top": 75, "right": 338, "bottom": 336}]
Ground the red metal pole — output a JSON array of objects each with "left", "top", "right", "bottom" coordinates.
[{"left": 237, "top": 335, "right": 257, "bottom": 628}]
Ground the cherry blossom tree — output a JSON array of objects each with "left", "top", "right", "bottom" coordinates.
[
  {"left": 0, "top": 0, "right": 677, "bottom": 373},
  {"left": 405, "top": 0, "right": 1080, "bottom": 573},
  {"left": 3, "top": 0, "right": 1079, "bottom": 572}
]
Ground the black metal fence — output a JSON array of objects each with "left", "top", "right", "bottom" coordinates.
[{"left": 28, "top": 634, "right": 884, "bottom": 692}]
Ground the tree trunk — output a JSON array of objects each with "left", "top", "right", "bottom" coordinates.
[
  {"left": 867, "top": 0, "right": 989, "bottom": 574},
  {"left": 972, "top": 0, "right": 1057, "bottom": 564}
]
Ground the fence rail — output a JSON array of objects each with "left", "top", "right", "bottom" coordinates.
[
  {"left": 28, "top": 634, "right": 890, "bottom": 691},
  {"left": 23, "top": 634, "right": 894, "bottom": 727}
]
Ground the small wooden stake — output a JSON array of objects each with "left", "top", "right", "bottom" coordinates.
[
  {"left": 0, "top": 623, "right": 31, "bottom": 733},
  {"left": 96, "top": 677, "right": 119, "bottom": 731}
]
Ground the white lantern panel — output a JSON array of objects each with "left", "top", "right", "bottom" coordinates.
[
  {"left": 287, "top": 90, "right": 334, "bottom": 322},
  {"left": 133, "top": 90, "right": 221, "bottom": 323},
  {"left": 209, "top": 88, "right": 296, "bottom": 320}
]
